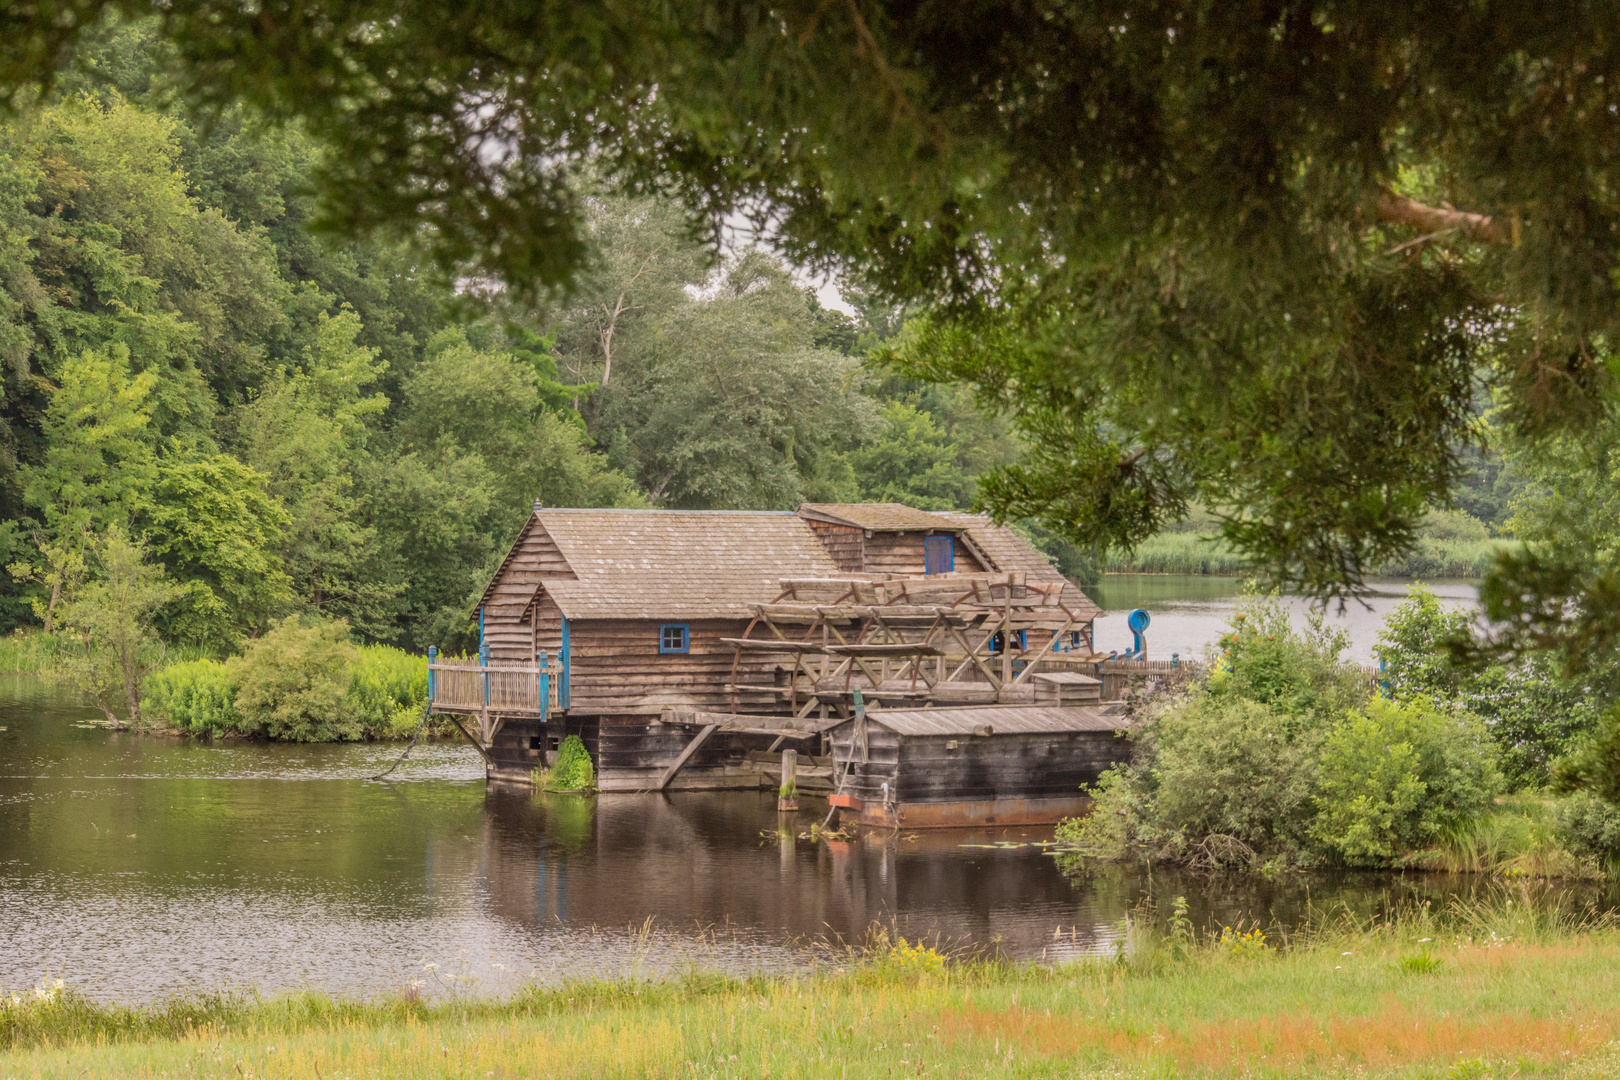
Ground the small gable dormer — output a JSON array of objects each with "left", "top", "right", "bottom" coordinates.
[{"left": 796, "top": 503, "right": 990, "bottom": 575}]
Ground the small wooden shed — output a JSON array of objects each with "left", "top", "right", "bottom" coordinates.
[{"left": 824, "top": 704, "right": 1131, "bottom": 828}]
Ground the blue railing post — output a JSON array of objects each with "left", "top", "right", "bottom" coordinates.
[
  {"left": 538, "top": 652, "right": 550, "bottom": 717},
  {"left": 560, "top": 618, "right": 571, "bottom": 710},
  {"left": 427, "top": 646, "right": 437, "bottom": 708},
  {"left": 479, "top": 639, "right": 490, "bottom": 706}
]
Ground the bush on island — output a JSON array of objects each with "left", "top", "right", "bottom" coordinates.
[{"left": 140, "top": 615, "right": 430, "bottom": 741}]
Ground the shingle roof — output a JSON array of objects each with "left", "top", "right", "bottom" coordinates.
[
  {"left": 934, "top": 512, "right": 1103, "bottom": 620},
  {"left": 480, "top": 503, "right": 1102, "bottom": 623},
  {"left": 842, "top": 704, "right": 1129, "bottom": 736},
  {"left": 532, "top": 509, "right": 843, "bottom": 620},
  {"left": 798, "top": 502, "right": 960, "bottom": 532}
]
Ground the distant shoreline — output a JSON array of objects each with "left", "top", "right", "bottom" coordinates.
[{"left": 1104, "top": 534, "right": 1510, "bottom": 579}]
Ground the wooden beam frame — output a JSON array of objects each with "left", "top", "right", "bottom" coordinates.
[{"left": 656, "top": 724, "right": 720, "bottom": 791}]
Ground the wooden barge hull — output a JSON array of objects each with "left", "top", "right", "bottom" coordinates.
[{"left": 823, "top": 704, "right": 1132, "bottom": 829}]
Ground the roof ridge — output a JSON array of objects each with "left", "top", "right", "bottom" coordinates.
[{"left": 535, "top": 507, "right": 798, "bottom": 515}]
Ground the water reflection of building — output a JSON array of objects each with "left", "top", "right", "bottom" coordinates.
[{"left": 467, "top": 787, "right": 1130, "bottom": 960}]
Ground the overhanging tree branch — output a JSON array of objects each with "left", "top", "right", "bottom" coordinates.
[{"left": 1375, "top": 188, "right": 1508, "bottom": 245}]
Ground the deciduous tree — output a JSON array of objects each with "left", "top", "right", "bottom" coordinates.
[{"left": 54, "top": 524, "right": 182, "bottom": 726}]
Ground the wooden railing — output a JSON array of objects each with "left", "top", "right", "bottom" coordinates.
[
  {"left": 428, "top": 652, "right": 560, "bottom": 716},
  {"left": 1095, "top": 657, "right": 1195, "bottom": 701}
]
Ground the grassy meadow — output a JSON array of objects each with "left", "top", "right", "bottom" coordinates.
[{"left": 7, "top": 899, "right": 1620, "bottom": 1079}]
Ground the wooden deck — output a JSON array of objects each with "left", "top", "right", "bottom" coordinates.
[{"left": 428, "top": 651, "right": 562, "bottom": 756}]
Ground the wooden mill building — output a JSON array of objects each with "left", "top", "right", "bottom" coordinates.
[{"left": 428, "top": 502, "right": 1137, "bottom": 824}]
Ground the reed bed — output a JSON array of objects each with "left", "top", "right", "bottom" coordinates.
[
  {"left": 8, "top": 896, "right": 1620, "bottom": 1078},
  {"left": 1107, "top": 534, "right": 1513, "bottom": 578},
  {"left": 0, "top": 630, "right": 63, "bottom": 674}
]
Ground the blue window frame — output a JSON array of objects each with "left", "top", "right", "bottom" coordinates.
[
  {"left": 1069, "top": 629, "right": 1086, "bottom": 650},
  {"left": 924, "top": 535, "right": 955, "bottom": 575},
  {"left": 990, "top": 629, "right": 1027, "bottom": 654},
  {"left": 660, "top": 624, "right": 690, "bottom": 654}
]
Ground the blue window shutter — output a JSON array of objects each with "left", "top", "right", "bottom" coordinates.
[{"left": 924, "top": 535, "right": 954, "bottom": 574}]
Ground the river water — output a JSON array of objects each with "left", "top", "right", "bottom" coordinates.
[
  {"left": 1091, "top": 575, "right": 1483, "bottom": 665},
  {"left": 0, "top": 577, "right": 1601, "bottom": 1004}
]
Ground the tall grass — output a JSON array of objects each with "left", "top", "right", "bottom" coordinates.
[
  {"left": 1105, "top": 533, "right": 1249, "bottom": 575},
  {"left": 0, "top": 629, "right": 62, "bottom": 673},
  {"left": 1107, "top": 534, "right": 1513, "bottom": 578},
  {"left": 7, "top": 904, "right": 1620, "bottom": 1078},
  {"left": 1416, "top": 796, "right": 1620, "bottom": 881}
]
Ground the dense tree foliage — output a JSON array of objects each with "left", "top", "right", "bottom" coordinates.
[
  {"left": 0, "top": 28, "right": 1024, "bottom": 657},
  {"left": 5, "top": 3, "right": 1619, "bottom": 611}
]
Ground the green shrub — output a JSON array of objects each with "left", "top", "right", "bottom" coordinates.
[
  {"left": 347, "top": 644, "right": 429, "bottom": 735},
  {"left": 1377, "top": 585, "right": 1609, "bottom": 786},
  {"left": 1063, "top": 594, "right": 1368, "bottom": 869},
  {"left": 137, "top": 629, "right": 430, "bottom": 742},
  {"left": 534, "top": 734, "right": 595, "bottom": 791},
  {"left": 1552, "top": 790, "right": 1620, "bottom": 866},
  {"left": 1208, "top": 592, "right": 1367, "bottom": 727},
  {"left": 1375, "top": 585, "right": 1475, "bottom": 698},
  {"left": 230, "top": 616, "right": 362, "bottom": 741},
  {"left": 1311, "top": 696, "right": 1501, "bottom": 865},
  {"left": 1420, "top": 508, "right": 1491, "bottom": 541},
  {"left": 1147, "top": 694, "right": 1324, "bottom": 865},
  {"left": 141, "top": 659, "right": 241, "bottom": 736}
]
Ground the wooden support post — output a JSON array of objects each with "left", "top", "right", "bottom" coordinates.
[
  {"left": 854, "top": 689, "right": 869, "bottom": 763},
  {"left": 1011, "top": 617, "right": 1076, "bottom": 686},
  {"left": 777, "top": 748, "right": 799, "bottom": 811},
  {"left": 1002, "top": 594, "right": 1014, "bottom": 687},
  {"left": 656, "top": 724, "right": 720, "bottom": 791}
]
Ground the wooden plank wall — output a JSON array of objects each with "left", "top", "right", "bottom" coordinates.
[
  {"left": 826, "top": 724, "right": 902, "bottom": 805},
  {"left": 894, "top": 730, "right": 1128, "bottom": 803},
  {"left": 949, "top": 537, "right": 988, "bottom": 572},
  {"left": 484, "top": 608, "right": 536, "bottom": 663},
  {"left": 805, "top": 520, "right": 864, "bottom": 571},
  {"left": 862, "top": 532, "right": 987, "bottom": 574},
  {"left": 595, "top": 716, "right": 818, "bottom": 791},
  {"left": 566, "top": 618, "right": 791, "bottom": 714},
  {"left": 486, "top": 715, "right": 602, "bottom": 785},
  {"left": 484, "top": 520, "right": 576, "bottom": 661},
  {"left": 862, "top": 532, "right": 925, "bottom": 574}
]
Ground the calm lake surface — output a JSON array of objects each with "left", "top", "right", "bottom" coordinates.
[{"left": 0, "top": 576, "right": 1596, "bottom": 1003}]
